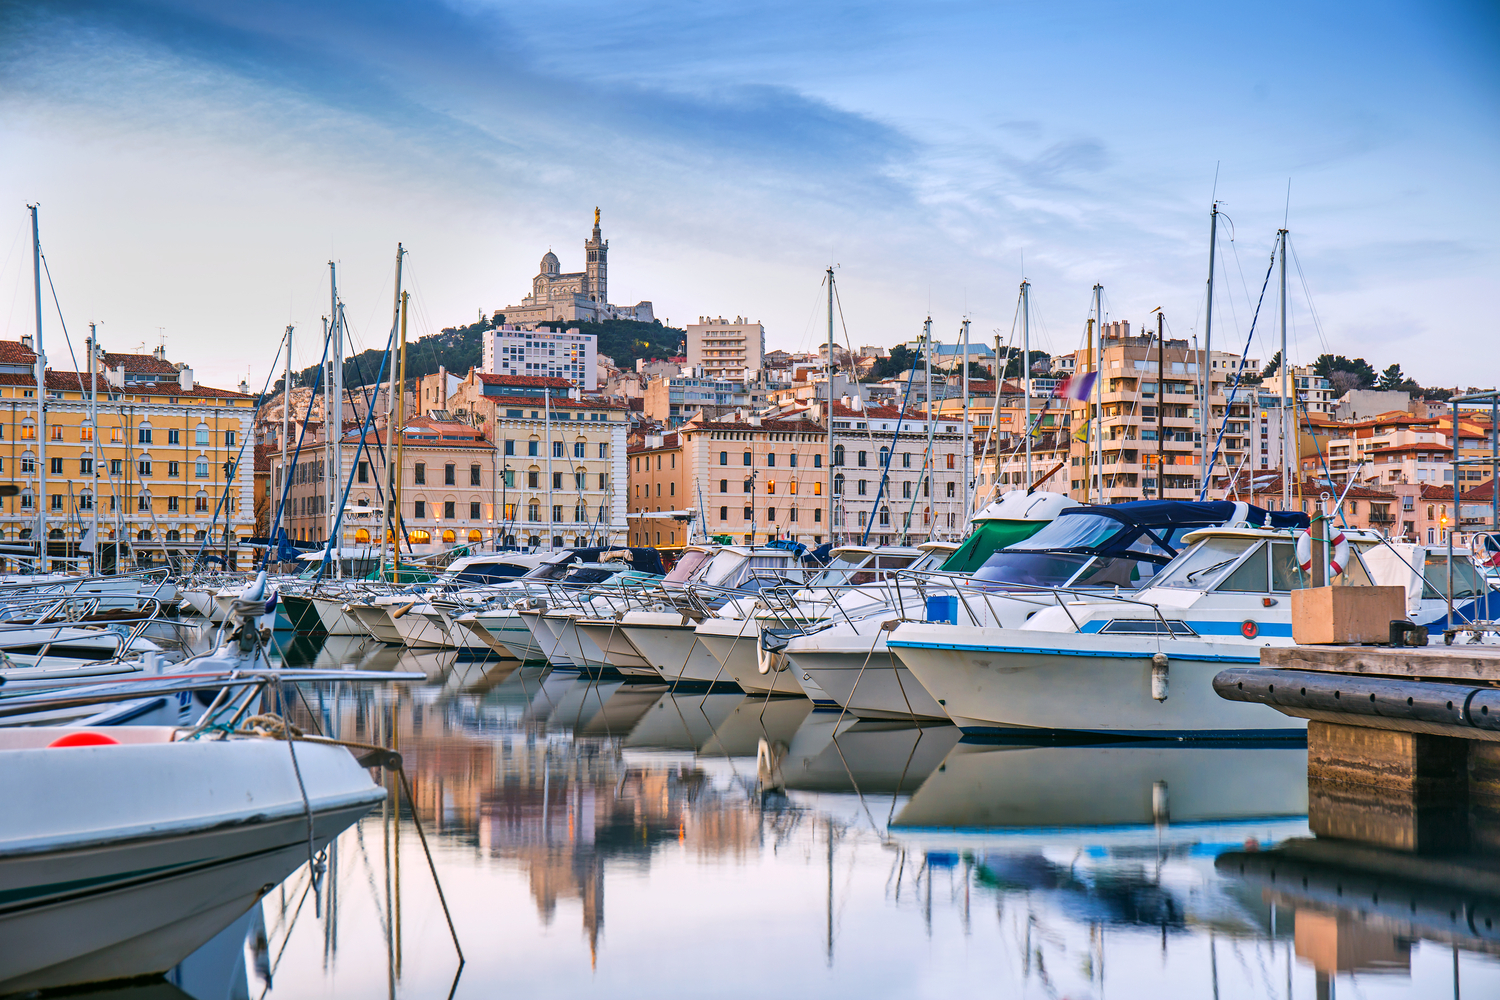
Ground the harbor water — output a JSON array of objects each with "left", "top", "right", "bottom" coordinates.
[{"left": 144, "top": 631, "right": 1500, "bottom": 999}]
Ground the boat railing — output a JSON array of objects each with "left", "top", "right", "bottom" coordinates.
[{"left": 889, "top": 569, "right": 1185, "bottom": 637}]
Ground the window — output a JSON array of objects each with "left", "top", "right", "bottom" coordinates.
[
  {"left": 355, "top": 528, "right": 371, "bottom": 544},
  {"left": 767, "top": 507, "right": 776, "bottom": 521},
  {"left": 743, "top": 506, "right": 753, "bottom": 519},
  {"left": 138, "top": 459, "right": 152, "bottom": 477},
  {"left": 767, "top": 453, "right": 776, "bottom": 467},
  {"left": 50, "top": 425, "right": 62, "bottom": 441},
  {"left": 79, "top": 492, "right": 93, "bottom": 510},
  {"left": 834, "top": 445, "right": 845, "bottom": 466},
  {"left": 599, "top": 473, "right": 607, "bottom": 490},
  {"left": 359, "top": 461, "right": 369, "bottom": 483},
  {"left": 137, "top": 494, "right": 151, "bottom": 512},
  {"left": 720, "top": 451, "right": 728, "bottom": 465},
  {"left": 833, "top": 474, "right": 844, "bottom": 495},
  {"left": 789, "top": 480, "right": 798, "bottom": 494},
  {"left": 720, "top": 479, "right": 728, "bottom": 492},
  {"left": 502, "top": 470, "right": 515, "bottom": 487},
  {"left": 110, "top": 458, "right": 123, "bottom": 476},
  {"left": 553, "top": 441, "right": 564, "bottom": 458},
  {"left": 789, "top": 506, "right": 798, "bottom": 522},
  {"left": 414, "top": 500, "right": 427, "bottom": 518},
  {"left": 767, "top": 480, "right": 776, "bottom": 494},
  {"left": 444, "top": 500, "right": 456, "bottom": 519},
  {"left": 443, "top": 463, "right": 455, "bottom": 486},
  {"left": 553, "top": 472, "right": 563, "bottom": 489},
  {"left": 414, "top": 463, "right": 426, "bottom": 485},
  {"left": 789, "top": 453, "right": 797, "bottom": 468},
  {"left": 553, "top": 504, "right": 563, "bottom": 522},
  {"left": 858, "top": 450, "right": 867, "bottom": 467},
  {"left": 225, "top": 430, "right": 236, "bottom": 447},
  {"left": 814, "top": 507, "right": 822, "bottom": 522},
  {"left": 408, "top": 529, "right": 431, "bottom": 545},
  {"left": 138, "top": 427, "right": 152, "bottom": 444},
  {"left": 599, "top": 443, "right": 608, "bottom": 458},
  {"left": 167, "top": 428, "right": 179, "bottom": 445},
  {"left": 20, "top": 422, "right": 34, "bottom": 440},
  {"left": 195, "top": 426, "right": 209, "bottom": 446},
  {"left": 720, "top": 505, "right": 728, "bottom": 521},
  {"left": 814, "top": 481, "right": 822, "bottom": 496},
  {"left": 21, "top": 454, "right": 34, "bottom": 474},
  {"left": 167, "top": 461, "right": 179, "bottom": 478},
  {"left": 902, "top": 481, "right": 911, "bottom": 498},
  {"left": 902, "top": 452, "right": 911, "bottom": 468},
  {"left": 528, "top": 440, "right": 539, "bottom": 457},
  {"left": 168, "top": 496, "right": 179, "bottom": 512},
  {"left": 470, "top": 464, "right": 481, "bottom": 486},
  {"left": 880, "top": 506, "right": 890, "bottom": 525},
  {"left": 49, "top": 457, "right": 62, "bottom": 474},
  {"left": 814, "top": 454, "right": 822, "bottom": 468},
  {"left": 743, "top": 451, "right": 752, "bottom": 466},
  {"left": 81, "top": 425, "right": 94, "bottom": 442},
  {"left": 528, "top": 501, "right": 541, "bottom": 522},
  {"left": 573, "top": 441, "right": 584, "bottom": 458},
  {"left": 195, "top": 459, "right": 208, "bottom": 478},
  {"left": 946, "top": 453, "right": 956, "bottom": 470},
  {"left": 576, "top": 471, "right": 586, "bottom": 489},
  {"left": 50, "top": 493, "right": 62, "bottom": 511},
  {"left": 194, "top": 494, "right": 208, "bottom": 513},
  {"left": 744, "top": 478, "right": 753, "bottom": 493},
  {"left": 505, "top": 439, "right": 515, "bottom": 456},
  {"left": 528, "top": 471, "right": 539, "bottom": 488},
  {"left": 574, "top": 504, "right": 586, "bottom": 522},
  {"left": 19, "top": 491, "right": 32, "bottom": 508},
  {"left": 947, "top": 481, "right": 956, "bottom": 497},
  {"left": 80, "top": 457, "right": 93, "bottom": 475}
]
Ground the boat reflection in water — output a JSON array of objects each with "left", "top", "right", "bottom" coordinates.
[{"left": 230, "top": 670, "right": 1498, "bottom": 998}]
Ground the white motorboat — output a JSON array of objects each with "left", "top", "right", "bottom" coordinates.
[
  {"left": 889, "top": 523, "right": 1488, "bottom": 737},
  {"left": 785, "top": 497, "right": 1258, "bottom": 721},
  {"left": 0, "top": 725, "right": 385, "bottom": 992}
]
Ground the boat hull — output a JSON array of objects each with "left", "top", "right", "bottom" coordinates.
[
  {"left": 619, "top": 616, "right": 734, "bottom": 685},
  {"left": 785, "top": 633, "right": 947, "bottom": 721},
  {"left": 573, "top": 620, "right": 662, "bottom": 677},
  {"left": 889, "top": 624, "right": 1304, "bottom": 737},
  {"left": 694, "top": 618, "right": 808, "bottom": 698}
]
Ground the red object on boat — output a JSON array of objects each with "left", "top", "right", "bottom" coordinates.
[{"left": 47, "top": 732, "right": 120, "bottom": 747}]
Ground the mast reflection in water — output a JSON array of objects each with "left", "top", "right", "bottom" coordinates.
[{"left": 182, "top": 651, "right": 1500, "bottom": 999}]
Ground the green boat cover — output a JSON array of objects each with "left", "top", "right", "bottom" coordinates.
[{"left": 940, "top": 519, "right": 1050, "bottom": 574}]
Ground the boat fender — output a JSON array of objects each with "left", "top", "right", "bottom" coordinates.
[
  {"left": 48, "top": 732, "right": 119, "bottom": 747},
  {"left": 1151, "top": 652, "right": 1169, "bottom": 702}
]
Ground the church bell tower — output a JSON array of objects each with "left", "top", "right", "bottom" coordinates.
[{"left": 584, "top": 207, "right": 607, "bottom": 304}]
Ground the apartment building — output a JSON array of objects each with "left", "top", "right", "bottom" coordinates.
[
  {"left": 643, "top": 372, "right": 768, "bottom": 427},
  {"left": 685, "top": 316, "right": 764, "bottom": 381},
  {"left": 0, "top": 339, "right": 256, "bottom": 572},
  {"left": 481, "top": 325, "right": 599, "bottom": 391},
  {"left": 625, "top": 431, "right": 691, "bottom": 549},
  {"left": 447, "top": 372, "right": 627, "bottom": 549}
]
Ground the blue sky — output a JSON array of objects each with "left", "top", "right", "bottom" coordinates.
[{"left": 1, "top": 0, "right": 1495, "bottom": 389}]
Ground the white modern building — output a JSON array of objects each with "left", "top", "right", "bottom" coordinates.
[
  {"left": 482, "top": 326, "right": 599, "bottom": 391},
  {"left": 685, "top": 316, "right": 764, "bottom": 380}
]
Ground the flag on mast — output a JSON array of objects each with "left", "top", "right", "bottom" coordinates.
[{"left": 1054, "top": 371, "right": 1098, "bottom": 402}]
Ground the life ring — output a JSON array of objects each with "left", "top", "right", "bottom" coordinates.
[{"left": 1296, "top": 527, "right": 1350, "bottom": 577}]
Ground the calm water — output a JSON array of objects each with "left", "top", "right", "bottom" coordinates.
[{"left": 164, "top": 636, "right": 1500, "bottom": 999}]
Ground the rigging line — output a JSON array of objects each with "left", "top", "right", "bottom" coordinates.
[
  {"left": 1198, "top": 247, "right": 1277, "bottom": 500},
  {"left": 258, "top": 329, "right": 333, "bottom": 572},
  {"left": 830, "top": 275, "right": 885, "bottom": 528},
  {"left": 860, "top": 335, "right": 923, "bottom": 546},
  {"left": 38, "top": 253, "right": 87, "bottom": 395},
  {"left": 1287, "top": 238, "right": 1331, "bottom": 358}
]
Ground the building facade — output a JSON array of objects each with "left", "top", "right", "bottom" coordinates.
[
  {"left": 625, "top": 431, "right": 691, "bottom": 549},
  {"left": 0, "top": 340, "right": 255, "bottom": 572},
  {"left": 684, "top": 316, "right": 764, "bottom": 381},
  {"left": 482, "top": 326, "right": 599, "bottom": 391}
]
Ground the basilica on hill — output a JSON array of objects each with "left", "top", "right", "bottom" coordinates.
[{"left": 496, "top": 209, "right": 656, "bottom": 327}]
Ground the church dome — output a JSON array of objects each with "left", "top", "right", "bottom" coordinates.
[{"left": 540, "top": 250, "right": 560, "bottom": 275}]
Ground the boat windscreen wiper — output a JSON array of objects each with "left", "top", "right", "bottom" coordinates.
[{"left": 1186, "top": 557, "right": 1236, "bottom": 582}]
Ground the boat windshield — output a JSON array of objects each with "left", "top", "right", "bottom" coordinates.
[
  {"left": 1152, "top": 537, "right": 1261, "bottom": 591},
  {"left": 1008, "top": 513, "right": 1129, "bottom": 553},
  {"left": 1422, "top": 553, "right": 1490, "bottom": 600},
  {"left": 561, "top": 567, "right": 618, "bottom": 585},
  {"left": 807, "top": 551, "right": 871, "bottom": 587},
  {"left": 973, "top": 551, "right": 1090, "bottom": 588},
  {"left": 664, "top": 549, "right": 712, "bottom": 584},
  {"left": 700, "top": 551, "right": 747, "bottom": 588},
  {"left": 523, "top": 561, "right": 576, "bottom": 582},
  {"left": 448, "top": 562, "right": 530, "bottom": 585}
]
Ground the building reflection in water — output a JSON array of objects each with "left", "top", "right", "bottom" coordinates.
[{"left": 255, "top": 659, "right": 1500, "bottom": 998}]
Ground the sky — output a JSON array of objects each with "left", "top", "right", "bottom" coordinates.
[{"left": 0, "top": 0, "right": 1496, "bottom": 392}]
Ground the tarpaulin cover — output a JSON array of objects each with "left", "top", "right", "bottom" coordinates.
[{"left": 940, "top": 519, "right": 1051, "bottom": 574}]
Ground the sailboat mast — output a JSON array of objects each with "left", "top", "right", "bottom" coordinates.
[
  {"left": 1093, "top": 284, "right": 1104, "bottom": 501},
  {"left": 960, "top": 317, "right": 971, "bottom": 520},
  {"left": 1278, "top": 229, "right": 1290, "bottom": 510},
  {"left": 991, "top": 330, "right": 1003, "bottom": 499},
  {"left": 1157, "top": 311, "right": 1166, "bottom": 500},
  {"left": 380, "top": 244, "right": 403, "bottom": 578},
  {"left": 825, "top": 266, "right": 835, "bottom": 544},
  {"left": 328, "top": 261, "right": 341, "bottom": 574},
  {"left": 1084, "top": 317, "right": 1094, "bottom": 504},
  {"left": 392, "top": 292, "right": 409, "bottom": 580},
  {"left": 280, "top": 326, "right": 292, "bottom": 556},
  {"left": 1203, "top": 204, "right": 1219, "bottom": 495},
  {"left": 89, "top": 323, "right": 99, "bottom": 572},
  {"left": 545, "top": 389, "right": 553, "bottom": 551},
  {"left": 1021, "top": 279, "right": 1032, "bottom": 486},
  {"left": 29, "top": 205, "right": 46, "bottom": 567}
]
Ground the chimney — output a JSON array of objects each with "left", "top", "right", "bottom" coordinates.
[
  {"left": 20, "top": 334, "right": 33, "bottom": 351},
  {"left": 238, "top": 379, "right": 250, "bottom": 395},
  {"left": 178, "top": 367, "right": 195, "bottom": 392},
  {"left": 154, "top": 344, "right": 167, "bottom": 361},
  {"left": 748, "top": 414, "right": 762, "bottom": 427},
  {"left": 107, "top": 365, "right": 125, "bottom": 388}
]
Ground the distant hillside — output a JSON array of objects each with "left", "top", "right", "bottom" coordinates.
[{"left": 281, "top": 316, "right": 684, "bottom": 392}]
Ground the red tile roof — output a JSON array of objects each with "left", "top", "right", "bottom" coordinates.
[
  {"left": 0, "top": 341, "right": 38, "bottom": 365},
  {"left": 484, "top": 394, "right": 624, "bottom": 410},
  {"left": 0, "top": 370, "right": 252, "bottom": 398},
  {"left": 475, "top": 373, "right": 573, "bottom": 389},
  {"left": 1370, "top": 442, "right": 1451, "bottom": 456},
  {"left": 101, "top": 352, "right": 180, "bottom": 375}
]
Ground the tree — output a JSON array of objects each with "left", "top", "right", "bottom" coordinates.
[
  {"left": 1261, "top": 351, "right": 1283, "bottom": 380},
  {"left": 1311, "top": 353, "right": 1376, "bottom": 390},
  {"left": 867, "top": 345, "right": 922, "bottom": 381},
  {"left": 1377, "top": 363, "right": 1421, "bottom": 393}
]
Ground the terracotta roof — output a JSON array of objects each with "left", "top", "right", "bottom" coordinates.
[
  {"left": 1370, "top": 442, "right": 1451, "bottom": 456},
  {"left": 253, "top": 442, "right": 276, "bottom": 473},
  {"left": 627, "top": 432, "right": 680, "bottom": 454},
  {"left": 1421, "top": 485, "right": 1457, "bottom": 501},
  {"left": 0, "top": 370, "right": 250, "bottom": 398},
  {"left": 0, "top": 341, "right": 38, "bottom": 365},
  {"left": 484, "top": 394, "right": 624, "bottom": 410},
  {"left": 474, "top": 373, "right": 573, "bottom": 389},
  {"left": 1462, "top": 480, "right": 1498, "bottom": 502},
  {"left": 686, "top": 415, "right": 823, "bottom": 433},
  {"left": 100, "top": 352, "right": 180, "bottom": 375}
]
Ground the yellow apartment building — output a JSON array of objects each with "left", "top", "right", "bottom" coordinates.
[{"left": 0, "top": 340, "right": 256, "bottom": 572}]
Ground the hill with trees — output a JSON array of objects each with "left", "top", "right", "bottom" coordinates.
[{"left": 278, "top": 315, "right": 684, "bottom": 393}]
